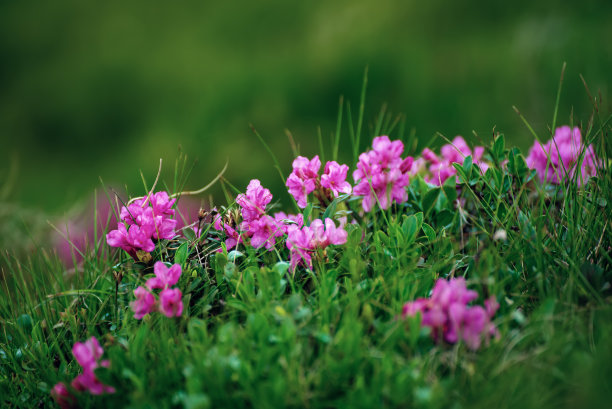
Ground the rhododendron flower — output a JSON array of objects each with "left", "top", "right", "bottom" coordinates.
[
  {"left": 146, "top": 262, "right": 182, "bottom": 290},
  {"left": 402, "top": 278, "right": 498, "bottom": 350},
  {"left": 287, "top": 225, "right": 315, "bottom": 271},
  {"left": 292, "top": 155, "right": 321, "bottom": 180},
  {"left": 247, "top": 215, "right": 283, "bottom": 250},
  {"left": 51, "top": 382, "right": 75, "bottom": 409},
  {"left": 213, "top": 214, "right": 242, "bottom": 251},
  {"left": 353, "top": 136, "right": 412, "bottom": 211},
  {"left": 526, "top": 126, "right": 599, "bottom": 185},
  {"left": 159, "top": 288, "right": 184, "bottom": 317},
  {"left": 286, "top": 155, "right": 321, "bottom": 208},
  {"left": 309, "top": 218, "right": 348, "bottom": 247},
  {"left": 321, "top": 161, "right": 352, "bottom": 197},
  {"left": 131, "top": 286, "right": 156, "bottom": 319},
  {"left": 236, "top": 179, "right": 273, "bottom": 222},
  {"left": 70, "top": 337, "right": 115, "bottom": 395},
  {"left": 417, "top": 136, "right": 489, "bottom": 185},
  {"left": 286, "top": 218, "right": 347, "bottom": 271},
  {"left": 273, "top": 212, "right": 304, "bottom": 235},
  {"left": 107, "top": 190, "right": 177, "bottom": 257}
]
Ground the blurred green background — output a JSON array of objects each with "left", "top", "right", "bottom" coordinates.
[{"left": 1, "top": 0, "right": 610, "bottom": 215}]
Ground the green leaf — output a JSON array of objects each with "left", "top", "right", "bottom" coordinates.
[
  {"left": 422, "top": 223, "right": 436, "bottom": 242},
  {"left": 174, "top": 242, "right": 191, "bottom": 266},
  {"left": 462, "top": 155, "right": 473, "bottom": 178},
  {"left": 493, "top": 133, "right": 505, "bottom": 161},
  {"left": 183, "top": 227, "right": 197, "bottom": 242},
  {"left": 422, "top": 188, "right": 440, "bottom": 216},
  {"left": 302, "top": 202, "right": 314, "bottom": 225},
  {"left": 401, "top": 214, "right": 420, "bottom": 244},
  {"left": 322, "top": 193, "right": 350, "bottom": 220}
]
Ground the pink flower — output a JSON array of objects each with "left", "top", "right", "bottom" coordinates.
[
  {"left": 291, "top": 155, "right": 321, "bottom": 180},
  {"left": 71, "top": 337, "right": 115, "bottom": 395},
  {"left": 273, "top": 212, "right": 304, "bottom": 235},
  {"left": 146, "top": 262, "right": 182, "bottom": 290},
  {"left": 402, "top": 278, "right": 498, "bottom": 350},
  {"left": 287, "top": 226, "right": 315, "bottom": 271},
  {"left": 286, "top": 173, "right": 312, "bottom": 209},
  {"left": 131, "top": 286, "right": 156, "bottom": 319},
  {"left": 526, "top": 126, "right": 599, "bottom": 185},
  {"left": 213, "top": 215, "right": 241, "bottom": 251},
  {"left": 286, "top": 156, "right": 321, "bottom": 209},
  {"left": 418, "top": 136, "right": 488, "bottom": 185},
  {"left": 286, "top": 218, "right": 347, "bottom": 271},
  {"left": 148, "top": 191, "right": 176, "bottom": 217},
  {"left": 247, "top": 215, "right": 283, "bottom": 250},
  {"left": 107, "top": 190, "right": 177, "bottom": 257},
  {"left": 353, "top": 136, "right": 411, "bottom": 212},
  {"left": 51, "top": 382, "right": 75, "bottom": 409},
  {"left": 159, "top": 288, "right": 184, "bottom": 317},
  {"left": 321, "top": 161, "right": 352, "bottom": 197},
  {"left": 236, "top": 179, "right": 273, "bottom": 222}
]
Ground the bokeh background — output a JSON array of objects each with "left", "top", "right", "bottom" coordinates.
[{"left": 1, "top": 0, "right": 610, "bottom": 223}]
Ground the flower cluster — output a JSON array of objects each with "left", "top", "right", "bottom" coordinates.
[
  {"left": 106, "top": 191, "right": 177, "bottom": 258},
  {"left": 526, "top": 125, "right": 599, "bottom": 185},
  {"left": 286, "top": 218, "right": 347, "bottom": 271},
  {"left": 353, "top": 136, "right": 413, "bottom": 212},
  {"left": 413, "top": 136, "right": 489, "bottom": 185},
  {"left": 52, "top": 337, "right": 115, "bottom": 408},
  {"left": 131, "top": 262, "right": 184, "bottom": 319},
  {"left": 402, "top": 278, "right": 498, "bottom": 350},
  {"left": 286, "top": 155, "right": 352, "bottom": 208}
]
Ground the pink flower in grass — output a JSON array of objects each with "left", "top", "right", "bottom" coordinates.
[
  {"left": 51, "top": 382, "right": 76, "bottom": 409},
  {"left": 292, "top": 155, "right": 321, "bottom": 180},
  {"left": 321, "top": 161, "right": 352, "bottom": 197},
  {"left": 286, "top": 218, "right": 347, "bottom": 272},
  {"left": 286, "top": 156, "right": 321, "bottom": 208},
  {"left": 159, "top": 288, "right": 184, "bottom": 317},
  {"left": 526, "top": 126, "right": 599, "bottom": 185},
  {"left": 402, "top": 278, "right": 498, "bottom": 350},
  {"left": 236, "top": 179, "right": 273, "bottom": 222},
  {"left": 131, "top": 286, "right": 155, "bottom": 319},
  {"left": 287, "top": 226, "right": 315, "bottom": 271},
  {"left": 107, "top": 190, "right": 177, "bottom": 257},
  {"left": 247, "top": 215, "right": 284, "bottom": 250},
  {"left": 419, "top": 136, "right": 489, "bottom": 186},
  {"left": 213, "top": 214, "right": 242, "bottom": 251},
  {"left": 71, "top": 337, "right": 115, "bottom": 395},
  {"left": 353, "top": 136, "right": 412, "bottom": 212},
  {"left": 273, "top": 212, "right": 304, "bottom": 235},
  {"left": 146, "top": 262, "right": 182, "bottom": 290}
]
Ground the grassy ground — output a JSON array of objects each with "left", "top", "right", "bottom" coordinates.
[{"left": 1, "top": 89, "right": 611, "bottom": 408}]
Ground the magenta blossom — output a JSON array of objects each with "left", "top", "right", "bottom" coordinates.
[
  {"left": 416, "top": 136, "right": 489, "bottom": 186},
  {"left": 51, "top": 382, "right": 75, "bottom": 409},
  {"left": 131, "top": 286, "right": 156, "bottom": 319},
  {"left": 353, "top": 136, "right": 412, "bottom": 212},
  {"left": 213, "top": 214, "right": 242, "bottom": 251},
  {"left": 70, "top": 337, "right": 115, "bottom": 395},
  {"left": 247, "top": 215, "right": 284, "bottom": 250},
  {"left": 286, "top": 155, "right": 321, "bottom": 208},
  {"left": 107, "top": 190, "right": 177, "bottom": 258},
  {"left": 273, "top": 212, "right": 304, "bottom": 235},
  {"left": 146, "top": 262, "right": 182, "bottom": 290},
  {"left": 159, "top": 288, "right": 184, "bottom": 318},
  {"left": 321, "top": 161, "right": 352, "bottom": 197},
  {"left": 402, "top": 278, "right": 498, "bottom": 350},
  {"left": 286, "top": 218, "right": 347, "bottom": 271},
  {"left": 236, "top": 179, "right": 273, "bottom": 222},
  {"left": 526, "top": 126, "right": 599, "bottom": 185}
]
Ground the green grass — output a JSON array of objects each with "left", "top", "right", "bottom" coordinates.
[{"left": 1, "top": 92, "right": 611, "bottom": 408}]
